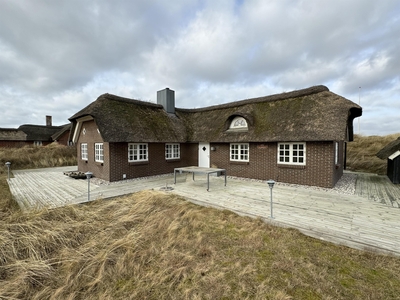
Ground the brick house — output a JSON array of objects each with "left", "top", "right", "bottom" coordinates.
[
  {"left": 0, "top": 116, "right": 71, "bottom": 147},
  {"left": 69, "top": 85, "right": 362, "bottom": 188}
]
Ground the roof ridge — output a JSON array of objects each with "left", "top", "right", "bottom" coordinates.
[
  {"left": 176, "top": 85, "right": 329, "bottom": 112},
  {"left": 18, "top": 124, "right": 64, "bottom": 129},
  {"left": 99, "top": 93, "right": 162, "bottom": 109}
]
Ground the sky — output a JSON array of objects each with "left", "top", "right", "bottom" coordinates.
[{"left": 0, "top": 0, "right": 399, "bottom": 136}]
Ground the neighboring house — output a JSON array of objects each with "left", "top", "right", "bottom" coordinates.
[
  {"left": 51, "top": 124, "right": 72, "bottom": 145},
  {"left": 377, "top": 137, "right": 400, "bottom": 184},
  {"left": 0, "top": 116, "right": 71, "bottom": 147},
  {"left": 0, "top": 129, "right": 28, "bottom": 148},
  {"left": 69, "top": 85, "right": 362, "bottom": 188}
]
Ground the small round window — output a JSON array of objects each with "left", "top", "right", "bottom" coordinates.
[{"left": 230, "top": 116, "right": 248, "bottom": 129}]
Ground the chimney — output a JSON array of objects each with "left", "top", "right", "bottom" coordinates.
[
  {"left": 157, "top": 88, "right": 175, "bottom": 114},
  {"left": 46, "top": 115, "right": 52, "bottom": 126}
]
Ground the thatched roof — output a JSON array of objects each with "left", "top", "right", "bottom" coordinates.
[
  {"left": 0, "top": 128, "right": 27, "bottom": 141},
  {"left": 376, "top": 137, "right": 400, "bottom": 159},
  {"left": 69, "top": 86, "right": 362, "bottom": 143},
  {"left": 18, "top": 125, "right": 64, "bottom": 141},
  {"left": 176, "top": 85, "right": 361, "bottom": 142},
  {"left": 69, "top": 94, "right": 187, "bottom": 143}
]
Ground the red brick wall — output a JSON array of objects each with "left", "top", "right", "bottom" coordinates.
[
  {"left": 76, "top": 120, "right": 342, "bottom": 187},
  {"left": 76, "top": 120, "right": 199, "bottom": 182},
  {"left": 55, "top": 130, "right": 70, "bottom": 146},
  {"left": 0, "top": 141, "right": 29, "bottom": 148},
  {"left": 0, "top": 141, "right": 56, "bottom": 147},
  {"left": 210, "top": 141, "right": 340, "bottom": 188},
  {"left": 108, "top": 142, "right": 198, "bottom": 181},
  {"left": 76, "top": 120, "right": 110, "bottom": 181}
]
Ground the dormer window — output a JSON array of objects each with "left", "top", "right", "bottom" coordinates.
[{"left": 229, "top": 117, "right": 248, "bottom": 130}]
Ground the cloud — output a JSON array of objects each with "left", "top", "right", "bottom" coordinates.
[{"left": 0, "top": 0, "right": 399, "bottom": 136}]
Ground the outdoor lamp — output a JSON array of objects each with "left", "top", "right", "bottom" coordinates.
[
  {"left": 5, "top": 162, "right": 11, "bottom": 180},
  {"left": 266, "top": 179, "right": 275, "bottom": 219},
  {"left": 267, "top": 179, "right": 275, "bottom": 189},
  {"left": 85, "top": 172, "right": 93, "bottom": 201}
]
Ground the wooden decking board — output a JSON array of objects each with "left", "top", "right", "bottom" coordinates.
[
  {"left": 6, "top": 167, "right": 400, "bottom": 256},
  {"left": 355, "top": 173, "right": 400, "bottom": 208}
]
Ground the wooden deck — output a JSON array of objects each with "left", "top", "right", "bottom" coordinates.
[
  {"left": 355, "top": 172, "right": 400, "bottom": 208},
  {"left": 6, "top": 167, "right": 400, "bottom": 257}
]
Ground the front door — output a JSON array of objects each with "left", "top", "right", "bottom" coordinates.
[{"left": 198, "top": 142, "right": 210, "bottom": 168}]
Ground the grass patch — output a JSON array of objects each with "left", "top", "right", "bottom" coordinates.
[
  {"left": 0, "top": 143, "right": 76, "bottom": 172},
  {"left": 346, "top": 133, "right": 400, "bottom": 174},
  {"left": 0, "top": 190, "right": 399, "bottom": 299}
]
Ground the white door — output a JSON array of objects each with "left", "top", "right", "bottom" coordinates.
[{"left": 198, "top": 142, "right": 210, "bottom": 168}]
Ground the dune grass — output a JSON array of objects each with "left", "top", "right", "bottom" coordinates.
[
  {"left": 0, "top": 143, "right": 76, "bottom": 173},
  {"left": 1, "top": 190, "right": 400, "bottom": 300},
  {"left": 1, "top": 136, "right": 400, "bottom": 299},
  {"left": 346, "top": 133, "right": 400, "bottom": 174}
]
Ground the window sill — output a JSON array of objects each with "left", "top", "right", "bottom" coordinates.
[
  {"left": 230, "top": 161, "right": 249, "bottom": 165},
  {"left": 226, "top": 129, "right": 248, "bottom": 133},
  {"left": 278, "top": 164, "right": 306, "bottom": 169},
  {"left": 129, "top": 161, "right": 149, "bottom": 166},
  {"left": 166, "top": 159, "right": 181, "bottom": 163}
]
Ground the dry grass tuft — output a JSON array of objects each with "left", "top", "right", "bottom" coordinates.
[
  {"left": 0, "top": 190, "right": 400, "bottom": 299},
  {"left": 0, "top": 143, "right": 76, "bottom": 175},
  {"left": 347, "top": 133, "right": 400, "bottom": 174}
]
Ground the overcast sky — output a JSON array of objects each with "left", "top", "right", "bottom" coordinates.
[{"left": 1, "top": 0, "right": 399, "bottom": 136}]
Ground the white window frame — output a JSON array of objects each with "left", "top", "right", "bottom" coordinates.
[
  {"left": 95, "top": 143, "right": 104, "bottom": 163},
  {"left": 165, "top": 143, "right": 180, "bottom": 160},
  {"left": 81, "top": 143, "right": 88, "bottom": 160},
  {"left": 33, "top": 141, "right": 42, "bottom": 146},
  {"left": 335, "top": 142, "right": 339, "bottom": 165},
  {"left": 230, "top": 143, "right": 249, "bottom": 162},
  {"left": 128, "top": 143, "right": 148, "bottom": 162},
  {"left": 278, "top": 143, "right": 306, "bottom": 165},
  {"left": 229, "top": 116, "right": 248, "bottom": 130}
]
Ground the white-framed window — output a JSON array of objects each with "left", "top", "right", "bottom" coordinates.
[
  {"left": 230, "top": 143, "right": 249, "bottom": 162},
  {"left": 81, "top": 143, "right": 88, "bottom": 160},
  {"left": 165, "top": 143, "right": 180, "bottom": 159},
  {"left": 278, "top": 143, "right": 306, "bottom": 165},
  {"left": 95, "top": 143, "right": 104, "bottom": 162},
  {"left": 229, "top": 116, "right": 248, "bottom": 129},
  {"left": 128, "top": 143, "right": 148, "bottom": 162},
  {"left": 33, "top": 141, "right": 43, "bottom": 146}
]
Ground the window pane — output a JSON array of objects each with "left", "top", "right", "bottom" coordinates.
[
  {"left": 129, "top": 143, "right": 148, "bottom": 162},
  {"left": 230, "top": 143, "right": 249, "bottom": 161}
]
